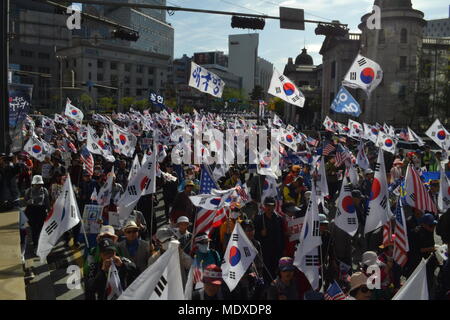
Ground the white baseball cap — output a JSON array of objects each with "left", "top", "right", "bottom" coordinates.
[
  {"left": 176, "top": 216, "right": 190, "bottom": 224},
  {"left": 31, "top": 175, "right": 44, "bottom": 185}
]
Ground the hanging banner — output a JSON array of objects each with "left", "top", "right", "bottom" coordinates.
[
  {"left": 149, "top": 91, "right": 166, "bottom": 109},
  {"left": 189, "top": 62, "right": 225, "bottom": 98},
  {"left": 8, "top": 83, "right": 33, "bottom": 128}
]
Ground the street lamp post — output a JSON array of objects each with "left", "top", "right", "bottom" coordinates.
[{"left": 56, "top": 55, "right": 67, "bottom": 112}]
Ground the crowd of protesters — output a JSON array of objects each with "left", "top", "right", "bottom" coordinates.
[{"left": 1, "top": 109, "right": 449, "bottom": 301}]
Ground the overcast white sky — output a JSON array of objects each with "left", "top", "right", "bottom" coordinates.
[{"left": 167, "top": 0, "right": 448, "bottom": 70}]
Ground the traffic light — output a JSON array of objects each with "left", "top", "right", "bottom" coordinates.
[
  {"left": 112, "top": 29, "right": 140, "bottom": 42},
  {"left": 231, "top": 16, "right": 265, "bottom": 30},
  {"left": 315, "top": 23, "right": 348, "bottom": 37}
]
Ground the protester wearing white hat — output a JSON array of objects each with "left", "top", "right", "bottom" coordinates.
[
  {"left": 148, "top": 226, "right": 192, "bottom": 287},
  {"left": 83, "top": 225, "right": 123, "bottom": 275},
  {"left": 175, "top": 216, "right": 193, "bottom": 255},
  {"left": 24, "top": 175, "right": 50, "bottom": 252}
]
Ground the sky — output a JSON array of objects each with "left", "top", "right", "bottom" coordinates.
[{"left": 166, "top": 0, "right": 448, "bottom": 71}]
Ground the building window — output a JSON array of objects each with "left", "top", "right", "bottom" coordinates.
[
  {"left": 111, "top": 62, "right": 118, "bottom": 70},
  {"left": 89, "top": 72, "right": 92, "bottom": 80},
  {"left": 125, "top": 64, "right": 131, "bottom": 72},
  {"left": 73, "top": 59, "right": 77, "bottom": 67},
  {"left": 88, "top": 62, "right": 92, "bottom": 67},
  {"left": 38, "top": 52, "right": 50, "bottom": 59},
  {"left": 398, "top": 85, "right": 406, "bottom": 99},
  {"left": 124, "top": 76, "right": 130, "bottom": 84},
  {"left": 136, "top": 65, "right": 144, "bottom": 73},
  {"left": 21, "top": 77, "right": 34, "bottom": 85},
  {"left": 400, "top": 28, "right": 408, "bottom": 44},
  {"left": 420, "top": 59, "right": 432, "bottom": 78},
  {"left": 148, "top": 67, "right": 154, "bottom": 75},
  {"left": 136, "top": 78, "right": 142, "bottom": 86},
  {"left": 148, "top": 79, "right": 154, "bottom": 87},
  {"left": 399, "top": 56, "right": 407, "bottom": 71},
  {"left": 111, "top": 75, "right": 118, "bottom": 85},
  {"left": 378, "top": 29, "right": 385, "bottom": 44},
  {"left": 136, "top": 89, "right": 142, "bottom": 96},
  {"left": 98, "top": 60, "right": 104, "bottom": 68},
  {"left": 125, "top": 88, "right": 130, "bottom": 96},
  {"left": 9, "top": 48, "right": 13, "bottom": 55},
  {"left": 331, "top": 61, "right": 336, "bottom": 79},
  {"left": 38, "top": 67, "right": 50, "bottom": 74},
  {"left": 97, "top": 73, "right": 103, "bottom": 81},
  {"left": 20, "top": 50, "right": 33, "bottom": 58},
  {"left": 21, "top": 65, "right": 33, "bottom": 72}
]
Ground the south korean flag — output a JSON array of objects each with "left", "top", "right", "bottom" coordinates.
[
  {"left": 268, "top": 68, "right": 305, "bottom": 108},
  {"left": 348, "top": 119, "right": 364, "bottom": 139},
  {"left": 221, "top": 223, "right": 258, "bottom": 292},
  {"left": 376, "top": 132, "right": 397, "bottom": 155},
  {"left": 335, "top": 179, "right": 359, "bottom": 236},
  {"left": 342, "top": 54, "right": 383, "bottom": 97},
  {"left": 425, "top": 119, "right": 450, "bottom": 151}
]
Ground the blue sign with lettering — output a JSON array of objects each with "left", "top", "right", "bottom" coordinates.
[{"left": 330, "top": 86, "right": 361, "bottom": 117}]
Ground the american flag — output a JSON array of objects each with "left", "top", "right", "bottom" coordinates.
[
  {"left": 192, "top": 165, "right": 226, "bottom": 240},
  {"left": 335, "top": 144, "right": 351, "bottom": 167},
  {"left": 192, "top": 258, "right": 203, "bottom": 284},
  {"left": 405, "top": 164, "right": 438, "bottom": 213},
  {"left": 65, "top": 138, "right": 77, "bottom": 154},
  {"left": 382, "top": 220, "right": 392, "bottom": 248},
  {"left": 275, "top": 198, "right": 285, "bottom": 217},
  {"left": 199, "top": 165, "right": 219, "bottom": 194},
  {"left": 325, "top": 281, "right": 347, "bottom": 300},
  {"left": 322, "top": 141, "right": 336, "bottom": 156},
  {"left": 193, "top": 207, "right": 229, "bottom": 236},
  {"left": 235, "top": 184, "right": 250, "bottom": 202},
  {"left": 399, "top": 128, "right": 410, "bottom": 141},
  {"left": 80, "top": 146, "right": 94, "bottom": 176},
  {"left": 306, "top": 136, "right": 319, "bottom": 147},
  {"left": 393, "top": 198, "right": 409, "bottom": 267}
]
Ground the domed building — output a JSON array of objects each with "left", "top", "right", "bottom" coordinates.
[
  {"left": 283, "top": 48, "right": 322, "bottom": 127},
  {"left": 318, "top": 0, "right": 450, "bottom": 128}
]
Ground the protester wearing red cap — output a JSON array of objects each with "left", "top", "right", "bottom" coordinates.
[{"left": 192, "top": 264, "right": 227, "bottom": 300}]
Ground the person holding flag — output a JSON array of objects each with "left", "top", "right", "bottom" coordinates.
[
  {"left": 85, "top": 238, "right": 138, "bottom": 300},
  {"left": 24, "top": 175, "right": 50, "bottom": 252},
  {"left": 254, "top": 197, "right": 285, "bottom": 285},
  {"left": 267, "top": 257, "right": 299, "bottom": 300}
]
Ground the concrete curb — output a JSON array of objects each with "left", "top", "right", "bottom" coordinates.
[{"left": 0, "top": 209, "right": 26, "bottom": 300}]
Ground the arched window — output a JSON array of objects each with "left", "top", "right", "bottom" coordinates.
[
  {"left": 400, "top": 28, "right": 408, "bottom": 43},
  {"left": 378, "top": 29, "right": 386, "bottom": 44}
]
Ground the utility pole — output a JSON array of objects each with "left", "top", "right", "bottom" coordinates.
[
  {"left": 56, "top": 55, "right": 67, "bottom": 112},
  {"left": 0, "top": 0, "right": 10, "bottom": 153}
]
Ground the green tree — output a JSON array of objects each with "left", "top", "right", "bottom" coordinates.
[
  {"left": 80, "top": 93, "right": 94, "bottom": 111},
  {"left": 250, "top": 85, "right": 264, "bottom": 101},
  {"left": 98, "top": 97, "right": 116, "bottom": 113},
  {"left": 268, "top": 97, "right": 285, "bottom": 116},
  {"left": 135, "top": 99, "right": 150, "bottom": 111},
  {"left": 119, "top": 97, "right": 136, "bottom": 111}
]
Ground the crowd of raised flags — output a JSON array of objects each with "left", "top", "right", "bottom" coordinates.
[{"left": 5, "top": 77, "right": 448, "bottom": 301}]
